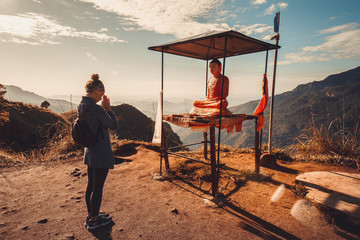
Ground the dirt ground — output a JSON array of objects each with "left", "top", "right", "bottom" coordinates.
[{"left": 0, "top": 142, "right": 359, "bottom": 240}]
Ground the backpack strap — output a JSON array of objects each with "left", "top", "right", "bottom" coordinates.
[
  {"left": 77, "top": 103, "right": 104, "bottom": 139},
  {"left": 78, "top": 103, "right": 95, "bottom": 120}
]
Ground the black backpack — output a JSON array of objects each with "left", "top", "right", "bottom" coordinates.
[{"left": 71, "top": 104, "right": 99, "bottom": 148}]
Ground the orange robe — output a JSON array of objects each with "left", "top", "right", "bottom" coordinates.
[
  {"left": 253, "top": 74, "right": 269, "bottom": 131},
  {"left": 191, "top": 73, "right": 231, "bottom": 116}
]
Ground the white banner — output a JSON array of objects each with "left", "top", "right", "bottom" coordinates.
[{"left": 152, "top": 91, "right": 163, "bottom": 144}]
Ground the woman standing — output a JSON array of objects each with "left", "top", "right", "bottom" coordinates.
[{"left": 78, "top": 74, "right": 118, "bottom": 230}]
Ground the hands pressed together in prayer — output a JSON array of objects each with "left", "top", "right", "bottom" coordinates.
[{"left": 101, "top": 95, "right": 112, "bottom": 112}]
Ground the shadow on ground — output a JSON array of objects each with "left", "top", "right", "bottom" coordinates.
[{"left": 89, "top": 221, "right": 115, "bottom": 240}]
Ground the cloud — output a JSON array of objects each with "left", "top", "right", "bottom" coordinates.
[
  {"left": 252, "top": 0, "right": 267, "bottom": 5},
  {"left": 278, "top": 52, "right": 331, "bottom": 65},
  {"left": 278, "top": 2, "right": 288, "bottom": 9},
  {"left": 79, "top": 0, "right": 231, "bottom": 38},
  {"left": 32, "top": 0, "right": 42, "bottom": 3},
  {"left": 264, "top": 4, "right": 276, "bottom": 15},
  {"left": 303, "top": 29, "right": 360, "bottom": 58},
  {"left": 0, "top": 13, "right": 125, "bottom": 45},
  {"left": 279, "top": 23, "right": 360, "bottom": 65},
  {"left": 235, "top": 23, "right": 273, "bottom": 36},
  {"left": 99, "top": 27, "right": 109, "bottom": 32},
  {"left": 86, "top": 52, "right": 97, "bottom": 61},
  {"left": 318, "top": 22, "right": 358, "bottom": 35},
  {"left": 264, "top": 2, "right": 288, "bottom": 15}
]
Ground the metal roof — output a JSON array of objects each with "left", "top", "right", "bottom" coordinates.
[{"left": 148, "top": 30, "right": 280, "bottom": 60}]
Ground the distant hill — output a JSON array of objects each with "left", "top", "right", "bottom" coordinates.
[
  {"left": 176, "top": 66, "right": 360, "bottom": 149},
  {"left": 113, "top": 99, "right": 195, "bottom": 120},
  {"left": 4, "top": 85, "right": 75, "bottom": 113},
  {"left": 0, "top": 99, "right": 69, "bottom": 150}
]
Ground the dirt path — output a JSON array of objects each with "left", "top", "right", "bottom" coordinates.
[{"left": 0, "top": 144, "right": 359, "bottom": 239}]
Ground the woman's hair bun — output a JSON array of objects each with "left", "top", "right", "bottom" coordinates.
[{"left": 91, "top": 73, "right": 99, "bottom": 81}]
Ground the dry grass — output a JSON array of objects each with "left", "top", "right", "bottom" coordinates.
[
  {"left": 222, "top": 168, "right": 273, "bottom": 183},
  {"left": 290, "top": 113, "right": 359, "bottom": 168},
  {"left": 292, "top": 182, "right": 308, "bottom": 198},
  {"left": 0, "top": 110, "right": 10, "bottom": 127},
  {"left": 177, "top": 144, "right": 253, "bottom": 156},
  {"left": 175, "top": 160, "right": 212, "bottom": 182},
  {"left": 168, "top": 148, "right": 273, "bottom": 195},
  {"left": 0, "top": 120, "right": 165, "bottom": 169},
  {"left": 0, "top": 122, "right": 82, "bottom": 168},
  {"left": 295, "top": 119, "right": 359, "bottom": 157}
]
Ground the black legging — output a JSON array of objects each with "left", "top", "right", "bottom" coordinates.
[{"left": 85, "top": 166, "right": 109, "bottom": 217}]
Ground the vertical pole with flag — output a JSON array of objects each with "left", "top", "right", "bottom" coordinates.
[{"left": 268, "top": 12, "right": 280, "bottom": 154}]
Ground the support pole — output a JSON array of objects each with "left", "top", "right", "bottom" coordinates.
[
  {"left": 216, "top": 37, "right": 228, "bottom": 196},
  {"left": 161, "top": 50, "right": 164, "bottom": 109},
  {"left": 260, "top": 50, "right": 269, "bottom": 151},
  {"left": 217, "top": 37, "right": 228, "bottom": 166},
  {"left": 205, "top": 60, "right": 208, "bottom": 96},
  {"left": 161, "top": 125, "right": 170, "bottom": 171},
  {"left": 255, "top": 119, "right": 260, "bottom": 174},
  {"left": 160, "top": 49, "right": 170, "bottom": 173},
  {"left": 160, "top": 50, "right": 164, "bottom": 173},
  {"left": 210, "top": 125, "right": 217, "bottom": 196},
  {"left": 203, "top": 132, "right": 208, "bottom": 160},
  {"left": 268, "top": 34, "right": 279, "bottom": 154},
  {"left": 204, "top": 60, "right": 208, "bottom": 160}
]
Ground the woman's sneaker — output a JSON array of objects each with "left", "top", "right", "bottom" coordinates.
[
  {"left": 84, "top": 212, "right": 110, "bottom": 227},
  {"left": 86, "top": 215, "right": 112, "bottom": 230}
]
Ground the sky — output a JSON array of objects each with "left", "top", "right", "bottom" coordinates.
[{"left": 1, "top": 0, "right": 360, "bottom": 105}]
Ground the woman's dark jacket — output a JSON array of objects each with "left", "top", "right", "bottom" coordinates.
[{"left": 78, "top": 96, "right": 118, "bottom": 169}]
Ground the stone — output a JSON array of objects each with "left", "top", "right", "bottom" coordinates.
[
  {"left": 37, "top": 219, "right": 48, "bottom": 224},
  {"left": 260, "top": 154, "right": 277, "bottom": 168},
  {"left": 152, "top": 173, "right": 165, "bottom": 181},
  {"left": 171, "top": 208, "right": 179, "bottom": 214}
]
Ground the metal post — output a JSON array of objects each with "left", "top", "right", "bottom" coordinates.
[
  {"left": 161, "top": 50, "right": 164, "bottom": 94},
  {"left": 203, "top": 133, "right": 208, "bottom": 160},
  {"left": 217, "top": 37, "right": 228, "bottom": 165},
  {"left": 204, "top": 60, "right": 208, "bottom": 160},
  {"left": 160, "top": 50, "right": 170, "bottom": 172},
  {"left": 161, "top": 124, "right": 170, "bottom": 171},
  {"left": 216, "top": 37, "right": 228, "bottom": 194},
  {"left": 264, "top": 50, "right": 269, "bottom": 78},
  {"left": 255, "top": 119, "right": 260, "bottom": 174},
  {"left": 210, "top": 125, "right": 217, "bottom": 196},
  {"left": 260, "top": 50, "right": 269, "bottom": 151},
  {"left": 205, "top": 60, "right": 208, "bottom": 96},
  {"left": 268, "top": 35, "right": 279, "bottom": 154}
]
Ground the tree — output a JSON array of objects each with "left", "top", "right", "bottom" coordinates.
[
  {"left": 0, "top": 84, "right": 6, "bottom": 100},
  {"left": 41, "top": 100, "right": 50, "bottom": 109}
]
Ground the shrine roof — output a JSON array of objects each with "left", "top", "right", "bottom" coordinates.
[{"left": 148, "top": 30, "right": 280, "bottom": 60}]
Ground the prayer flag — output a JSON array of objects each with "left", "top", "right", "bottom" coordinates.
[
  {"left": 253, "top": 74, "right": 269, "bottom": 131},
  {"left": 274, "top": 12, "right": 280, "bottom": 33},
  {"left": 152, "top": 91, "right": 163, "bottom": 143}
]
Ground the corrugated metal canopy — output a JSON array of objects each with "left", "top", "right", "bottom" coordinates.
[{"left": 148, "top": 30, "right": 280, "bottom": 60}]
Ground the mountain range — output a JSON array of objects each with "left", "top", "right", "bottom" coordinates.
[{"left": 4, "top": 85, "right": 75, "bottom": 113}]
